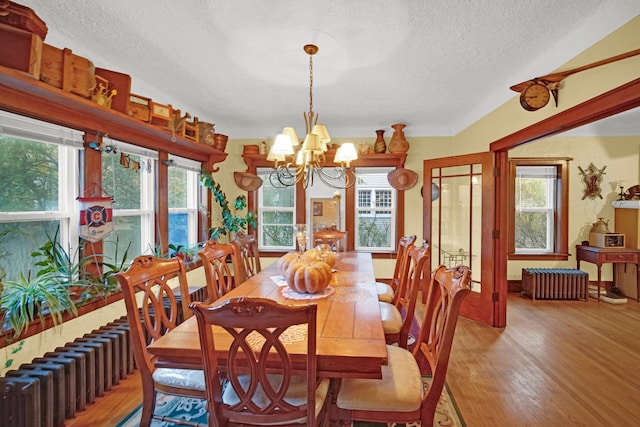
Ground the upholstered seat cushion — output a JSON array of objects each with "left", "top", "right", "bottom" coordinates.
[
  {"left": 153, "top": 367, "right": 206, "bottom": 391},
  {"left": 379, "top": 301, "right": 402, "bottom": 334},
  {"left": 223, "top": 374, "right": 331, "bottom": 424},
  {"left": 376, "top": 281, "right": 394, "bottom": 303},
  {"left": 336, "top": 344, "right": 423, "bottom": 412}
]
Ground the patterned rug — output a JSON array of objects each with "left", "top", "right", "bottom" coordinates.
[{"left": 116, "top": 377, "right": 465, "bottom": 427}]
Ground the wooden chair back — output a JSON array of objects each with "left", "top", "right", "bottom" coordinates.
[
  {"left": 390, "top": 235, "right": 417, "bottom": 296},
  {"left": 389, "top": 242, "right": 431, "bottom": 348},
  {"left": 413, "top": 264, "right": 472, "bottom": 425},
  {"left": 313, "top": 227, "right": 348, "bottom": 252},
  {"left": 199, "top": 240, "right": 240, "bottom": 301},
  {"left": 231, "top": 232, "right": 261, "bottom": 285},
  {"left": 189, "top": 297, "right": 324, "bottom": 426},
  {"left": 115, "top": 255, "right": 203, "bottom": 426}
]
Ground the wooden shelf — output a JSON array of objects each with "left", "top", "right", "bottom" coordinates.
[
  {"left": 0, "top": 65, "right": 227, "bottom": 170},
  {"left": 242, "top": 151, "right": 407, "bottom": 170}
]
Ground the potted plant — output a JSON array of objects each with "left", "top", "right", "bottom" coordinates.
[
  {"left": 168, "top": 243, "right": 200, "bottom": 262},
  {"left": 0, "top": 270, "right": 78, "bottom": 340},
  {"left": 201, "top": 168, "right": 257, "bottom": 242}
]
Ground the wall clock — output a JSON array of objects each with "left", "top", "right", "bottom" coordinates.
[{"left": 519, "top": 83, "right": 551, "bottom": 111}]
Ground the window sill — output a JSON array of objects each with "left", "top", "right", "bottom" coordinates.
[{"left": 508, "top": 252, "right": 570, "bottom": 261}]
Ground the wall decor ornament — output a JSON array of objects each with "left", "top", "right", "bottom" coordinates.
[
  {"left": 387, "top": 123, "right": 410, "bottom": 153},
  {"left": 374, "top": 129, "right": 386, "bottom": 153},
  {"left": 578, "top": 163, "right": 606, "bottom": 200}
]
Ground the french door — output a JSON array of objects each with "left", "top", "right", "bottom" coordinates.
[{"left": 423, "top": 152, "right": 500, "bottom": 326}]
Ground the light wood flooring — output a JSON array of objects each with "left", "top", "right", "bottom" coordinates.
[{"left": 64, "top": 293, "right": 640, "bottom": 427}]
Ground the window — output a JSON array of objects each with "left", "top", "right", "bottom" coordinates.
[
  {"left": 0, "top": 111, "right": 82, "bottom": 282},
  {"left": 355, "top": 167, "right": 396, "bottom": 252},
  {"left": 167, "top": 155, "right": 201, "bottom": 252},
  {"left": 508, "top": 158, "right": 569, "bottom": 260},
  {"left": 257, "top": 168, "right": 296, "bottom": 250},
  {"left": 101, "top": 140, "right": 156, "bottom": 263}
]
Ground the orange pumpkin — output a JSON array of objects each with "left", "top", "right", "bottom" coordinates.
[{"left": 281, "top": 257, "right": 332, "bottom": 294}]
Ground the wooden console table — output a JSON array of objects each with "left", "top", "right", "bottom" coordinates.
[{"left": 575, "top": 244, "right": 640, "bottom": 302}]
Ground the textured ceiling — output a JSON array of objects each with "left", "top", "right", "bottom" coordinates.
[{"left": 15, "top": 0, "right": 640, "bottom": 139}]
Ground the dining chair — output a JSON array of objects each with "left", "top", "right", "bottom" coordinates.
[
  {"left": 231, "top": 232, "right": 262, "bottom": 285},
  {"left": 115, "top": 255, "right": 206, "bottom": 427},
  {"left": 189, "top": 297, "right": 331, "bottom": 427},
  {"left": 313, "top": 226, "right": 348, "bottom": 252},
  {"left": 379, "top": 242, "right": 431, "bottom": 348},
  {"left": 199, "top": 240, "right": 241, "bottom": 301},
  {"left": 375, "top": 234, "right": 417, "bottom": 303},
  {"left": 336, "top": 264, "right": 472, "bottom": 427}
]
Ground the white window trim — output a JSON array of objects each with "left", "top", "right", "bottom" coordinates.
[{"left": 354, "top": 167, "right": 396, "bottom": 252}]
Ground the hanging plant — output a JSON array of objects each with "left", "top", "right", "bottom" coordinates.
[{"left": 201, "top": 168, "right": 257, "bottom": 241}]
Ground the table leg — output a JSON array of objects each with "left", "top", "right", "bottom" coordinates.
[
  {"left": 636, "top": 263, "right": 640, "bottom": 302},
  {"left": 597, "top": 265, "right": 602, "bottom": 302}
]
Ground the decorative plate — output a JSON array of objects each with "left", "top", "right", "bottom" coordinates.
[{"left": 281, "top": 286, "right": 335, "bottom": 300}]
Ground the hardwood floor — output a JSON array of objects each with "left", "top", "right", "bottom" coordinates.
[{"left": 63, "top": 293, "right": 640, "bottom": 426}]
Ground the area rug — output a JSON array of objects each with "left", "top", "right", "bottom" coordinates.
[{"left": 117, "top": 377, "right": 465, "bottom": 427}]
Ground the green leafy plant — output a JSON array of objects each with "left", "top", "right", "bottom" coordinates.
[
  {"left": 30, "top": 228, "right": 90, "bottom": 293},
  {"left": 168, "top": 243, "right": 200, "bottom": 262},
  {"left": 0, "top": 271, "right": 78, "bottom": 340},
  {"left": 201, "top": 169, "right": 257, "bottom": 241},
  {"left": 80, "top": 237, "right": 132, "bottom": 302}
]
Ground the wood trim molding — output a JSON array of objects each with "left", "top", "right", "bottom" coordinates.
[{"left": 0, "top": 65, "right": 227, "bottom": 170}]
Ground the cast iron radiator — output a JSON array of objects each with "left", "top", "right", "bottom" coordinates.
[
  {"left": 521, "top": 268, "right": 588, "bottom": 301},
  {"left": 0, "top": 316, "right": 134, "bottom": 427},
  {"left": 0, "top": 285, "right": 207, "bottom": 426}
]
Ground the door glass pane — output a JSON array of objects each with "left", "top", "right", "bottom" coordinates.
[{"left": 432, "top": 165, "right": 482, "bottom": 292}]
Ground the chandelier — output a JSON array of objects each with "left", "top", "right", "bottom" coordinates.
[{"left": 267, "top": 44, "right": 358, "bottom": 189}]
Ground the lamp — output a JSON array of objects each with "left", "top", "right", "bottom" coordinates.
[{"left": 267, "top": 44, "right": 357, "bottom": 189}]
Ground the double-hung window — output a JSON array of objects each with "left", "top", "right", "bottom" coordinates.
[
  {"left": 0, "top": 111, "right": 81, "bottom": 282},
  {"left": 509, "top": 158, "right": 569, "bottom": 259},
  {"left": 167, "top": 155, "right": 201, "bottom": 251},
  {"left": 256, "top": 168, "right": 296, "bottom": 251},
  {"left": 101, "top": 140, "right": 156, "bottom": 263},
  {"left": 354, "top": 167, "right": 396, "bottom": 252}
]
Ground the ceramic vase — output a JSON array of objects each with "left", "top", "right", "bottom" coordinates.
[
  {"left": 387, "top": 123, "right": 410, "bottom": 153},
  {"left": 374, "top": 129, "right": 386, "bottom": 153}
]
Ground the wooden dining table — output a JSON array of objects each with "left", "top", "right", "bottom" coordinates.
[{"left": 148, "top": 252, "right": 388, "bottom": 379}]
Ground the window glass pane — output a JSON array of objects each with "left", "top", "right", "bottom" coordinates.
[
  {"left": 0, "top": 221, "right": 59, "bottom": 282},
  {"left": 103, "top": 216, "right": 140, "bottom": 264},
  {"left": 355, "top": 168, "right": 395, "bottom": 251},
  {"left": 168, "top": 167, "right": 188, "bottom": 208},
  {"left": 0, "top": 136, "right": 59, "bottom": 212},
  {"left": 102, "top": 152, "right": 141, "bottom": 209},
  {"left": 257, "top": 168, "right": 295, "bottom": 249},
  {"left": 168, "top": 212, "right": 188, "bottom": 247},
  {"left": 514, "top": 165, "right": 557, "bottom": 253},
  {"left": 514, "top": 211, "right": 549, "bottom": 250}
]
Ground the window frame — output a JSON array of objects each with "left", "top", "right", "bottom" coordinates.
[
  {"left": 256, "top": 167, "right": 297, "bottom": 251},
  {"left": 167, "top": 155, "right": 201, "bottom": 249},
  {"left": 354, "top": 167, "right": 397, "bottom": 252},
  {"left": 507, "top": 157, "right": 570, "bottom": 260}
]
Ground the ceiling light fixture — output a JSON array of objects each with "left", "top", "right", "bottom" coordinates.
[{"left": 267, "top": 44, "right": 357, "bottom": 189}]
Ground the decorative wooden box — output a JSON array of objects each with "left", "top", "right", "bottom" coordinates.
[
  {"left": 589, "top": 232, "right": 625, "bottom": 248},
  {"left": 94, "top": 67, "right": 131, "bottom": 114},
  {"left": 149, "top": 101, "right": 173, "bottom": 127},
  {"left": 128, "top": 93, "right": 151, "bottom": 122},
  {"left": 40, "top": 43, "right": 96, "bottom": 98},
  {"left": 0, "top": 2, "right": 48, "bottom": 78}
]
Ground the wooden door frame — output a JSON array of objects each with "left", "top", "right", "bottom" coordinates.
[{"left": 490, "top": 77, "right": 640, "bottom": 327}]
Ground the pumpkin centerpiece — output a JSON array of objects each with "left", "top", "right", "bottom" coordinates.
[{"left": 277, "top": 250, "right": 333, "bottom": 294}]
